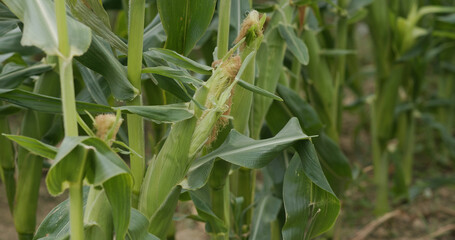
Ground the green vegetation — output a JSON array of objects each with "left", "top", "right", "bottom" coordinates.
[{"left": 0, "top": 0, "right": 454, "bottom": 239}]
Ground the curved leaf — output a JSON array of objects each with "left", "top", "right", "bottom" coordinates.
[
  {"left": 127, "top": 209, "right": 160, "bottom": 240},
  {"left": 278, "top": 24, "right": 309, "bottom": 65},
  {"left": 45, "top": 137, "right": 132, "bottom": 239},
  {"left": 142, "top": 66, "right": 204, "bottom": 87},
  {"left": 3, "top": 134, "right": 57, "bottom": 159},
  {"left": 0, "top": 88, "right": 112, "bottom": 114},
  {"left": 282, "top": 152, "right": 340, "bottom": 240},
  {"left": 11, "top": 0, "right": 92, "bottom": 58},
  {"left": 157, "top": 0, "right": 217, "bottom": 55},
  {"left": 33, "top": 187, "right": 90, "bottom": 240},
  {"left": 68, "top": 0, "right": 128, "bottom": 53},
  {"left": 116, "top": 103, "right": 194, "bottom": 124},
  {"left": 147, "top": 48, "right": 212, "bottom": 74},
  {"left": 76, "top": 35, "right": 138, "bottom": 101},
  {"left": 0, "top": 63, "right": 54, "bottom": 89},
  {"left": 237, "top": 79, "right": 283, "bottom": 101},
  {"left": 249, "top": 196, "right": 282, "bottom": 240},
  {"left": 190, "top": 118, "right": 310, "bottom": 171}
]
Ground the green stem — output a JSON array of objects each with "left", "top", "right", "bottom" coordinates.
[
  {"left": 18, "top": 234, "right": 33, "bottom": 240},
  {"left": 217, "top": 0, "right": 231, "bottom": 59},
  {"left": 56, "top": 0, "right": 78, "bottom": 137},
  {"left": 371, "top": 100, "right": 389, "bottom": 215},
  {"left": 69, "top": 183, "right": 84, "bottom": 240},
  {"left": 333, "top": 0, "right": 349, "bottom": 135},
  {"left": 238, "top": 167, "right": 256, "bottom": 233},
  {"left": 127, "top": 0, "right": 146, "bottom": 206},
  {"left": 0, "top": 113, "right": 15, "bottom": 212},
  {"left": 55, "top": 0, "right": 83, "bottom": 238}
]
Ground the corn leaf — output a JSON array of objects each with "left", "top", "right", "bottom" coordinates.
[
  {"left": 116, "top": 104, "right": 194, "bottom": 124},
  {"left": 186, "top": 118, "right": 311, "bottom": 190},
  {"left": 33, "top": 187, "right": 90, "bottom": 240},
  {"left": 0, "top": 3, "right": 18, "bottom": 36},
  {"left": 142, "top": 66, "right": 204, "bottom": 87},
  {"left": 68, "top": 0, "right": 128, "bottom": 53},
  {"left": 147, "top": 48, "right": 213, "bottom": 75},
  {"left": 189, "top": 187, "right": 228, "bottom": 234},
  {"left": 237, "top": 79, "right": 283, "bottom": 101},
  {"left": 191, "top": 118, "right": 310, "bottom": 171},
  {"left": 148, "top": 186, "right": 182, "bottom": 239},
  {"left": 276, "top": 84, "right": 323, "bottom": 135},
  {"left": 3, "top": 0, "right": 92, "bottom": 58},
  {"left": 76, "top": 63, "right": 110, "bottom": 106},
  {"left": 0, "top": 88, "right": 113, "bottom": 114},
  {"left": 157, "top": 0, "right": 217, "bottom": 55},
  {"left": 0, "top": 31, "right": 40, "bottom": 55},
  {"left": 250, "top": 26, "right": 287, "bottom": 139},
  {"left": 282, "top": 150, "right": 340, "bottom": 240},
  {"left": 3, "top": 134, "right": 57, "bottom": 159},
  {"left": 249, "top": 195, "right": 282, "bottom": 240},
  {"left": 278, "top": 24, "right": 309, "bottom": 65},
  {"left": 45, "top": 137, "right": 132, "bottom": 239},
  {"left": 127, "top": 209, "right": 160, "bottom": 240},
  {"left": 0, "top": 63, "right": 54, "bottom": 89},
  {"left": 76, "top": 35, "right": 138, "bottom": 101}
]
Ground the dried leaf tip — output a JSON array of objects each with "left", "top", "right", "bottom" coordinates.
[
  {"left": 94, "top": 114, "right": 123, "bottom": 142},
  {"left": 234, "top": 10, "right": 265, "bottom": 46}
]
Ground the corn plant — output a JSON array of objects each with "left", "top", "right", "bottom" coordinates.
[
  {"left": 367, "top": 0, "right": 455, "bottom": 214},
  {"left": 0, "top": 0, "right": 345, "bottom": 239}
]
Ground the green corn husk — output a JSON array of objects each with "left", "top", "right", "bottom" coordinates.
[{"left": 139, "top": 53, "right": 242, "bottom": 238}]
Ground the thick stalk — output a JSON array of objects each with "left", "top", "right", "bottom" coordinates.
[
  {"left": 0, "top": 112, "right": 15, "bottom": 212},
  {"left": 333, "top": 0, "right": 349, "bottom": 135},
  {"left": 55, "top": 0, "right": 83, "bottom": 238},
  {"left": 209, "top": 160, "right": 231, "bottom": 240},
  {"left": 127, "top": 0, "right": 146, "bottom": 206},
  {"left": 217, "top": 0, "right": 231, "bottom": 59},
  {"left": 238, "top": 167, "right": 255, "bottom": 230},
  {"left": 398, "top": 111, "right": 415, "bottom": 188},
  {"left": 368, "top": 0, "right": 393, "bottom": 215},
  {"left": 56, "top": 1, "right": 78, "bottom": 136},
  {"left": 55, "top": 0, "right": 84, "bottom": 240},
  {"left": 69, "top": 183, "right": 84, "bottom": 240},
  {"left": 370, "top": 100, "right": 390, "bottom": 214}
]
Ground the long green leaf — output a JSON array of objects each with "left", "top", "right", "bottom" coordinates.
[
  {"left": 0, "top": 88, "right": 112, "bottom": 114},
  {"left": 0, "top": 63, "right": 54, "bottom": 89},
  {"left": 127, "top": 209, "right": 160, "bottom": 240},
  {"left": 4, "top": 134, "right": 57, "bottom": 159},
  {"left": 282, "top": 153, "right": 340, "bottom": 240},
  {"left": 142, "top": 66, "right": 204, "bottom": 87},
  {"left": 237, "top": 79, "right": 283, "bottom": 101},
  {"left": 278, "top": 24, "right": 309, "bottom": 65},
  {"left": 157, "top": 0, "right": 217, "bottom": 55},
  {"left": 33, "top": 187, "right": 90, "bottom": 240},
  {"left": 116, "top": 103, "right": 194, "bottom": 124},
  {"left": 190, "top": 118, "right": 310, "bottom": 171},
  {"left": 146, "top": 48, "right": 213, "bottom": 74},
  {"left": 68, "top": 0, "right": 128, "bottom": 53},
  {"left": 46, "top": 137, "right": 132, "bottom": 239},
  {"left": 148, "top": 186, "right": 182, "bottom": 239},
  {"left": 4, "top": 0, "right": 92, "bottom": 58},
  {"left": 76, "top": 35, "right": 138, "bottom": 101},
  {"left": 249, "top": 195, "right": 282, "bottom": 240}
]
